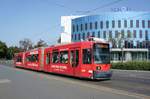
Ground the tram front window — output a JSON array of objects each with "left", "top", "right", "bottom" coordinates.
[{"left": 93, "top": 43, "right": 110, "bottom": 64}]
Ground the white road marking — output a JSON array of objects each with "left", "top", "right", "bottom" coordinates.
[{"left": 0, "top": 79, "right": 11, "bottom": 84}]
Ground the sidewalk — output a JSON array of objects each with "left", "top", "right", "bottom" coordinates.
[
  {"left": 0, "top": 60, "right": 13, "bottom": 66},
  {"left": 112, "top": 69, "right": 150, "bottom": 80}
]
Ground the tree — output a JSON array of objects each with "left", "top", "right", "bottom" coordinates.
[
  {"left": 19, "top": 38, "right": 33, "bottom": 51},
  {"left": 34, "top": 39, "right": 48, "bottom": 48},
  {"left": 108, "top": 38, "right": 117, "bottom": 48},
  {"left": 6, "top": 46, "right": 22, "bottom": 60},
  {"left": 57, "top": 37, "right": 61, "bottom": 43},
  {"left": 108, "top": 32, "right": 128, "bottom": 62},
  {"left": 0, "top": 41, "right": 7, "bottom": 59}
]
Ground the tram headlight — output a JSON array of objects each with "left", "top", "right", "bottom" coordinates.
[{"left": 96, "top": 66, "right": 101, "bottom": 70}]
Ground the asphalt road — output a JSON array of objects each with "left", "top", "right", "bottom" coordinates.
[
  {"left": 89, "top": 69, "right": 150, "bottom": 96},
  {"left": 0, "top": 64, "right": 150, "bottom": 99}
]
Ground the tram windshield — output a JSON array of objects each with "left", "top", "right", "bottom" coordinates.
[{"left": 93, "top": 43, "right": 110, "bottom": 64}]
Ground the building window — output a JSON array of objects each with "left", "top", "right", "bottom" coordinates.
[
  {"left": 78, "top": 34, "right": 80, "bottom": 40},
  {"left": 126, "top": 41, "right": 130, "bottom": 48},
  {"left": 98, "top": 31, "right": 100, "bottom": 38},
  {"left": 145, "top": 30, "right": 148, "bottom": 40},
  {"left": 87, "top": 32, "right": 90, "bottom": 38},
  {"left": 75, "top": 34, "right": 76, "bottom": 40},
  {"left": 125, "top": 41, "right": 127, "bottom": 48},
  {"left": 145, "top": 41, "right": 148, "bottom": 48},
  {"left": 131, "top": 41, "right": 133, "bottom": 48},
  {"left": 148, "top": 20, "right": 150, "bottom": 28},
  {"left": 139, "top": 30, "right": 142, "bottom": 38},
  {"left": 109, "top": 31, "right": 112, "bottom": 38},
  {"left": 137, "top": 41, "right": 140, "bottom": 48},
  {"left": 136, "top": 20, "right": 139, "bottom": 28},
  {"left": 100, "top": 21, "right": 103, "bottom": 29},
  {"left": 142, "top": 20, "right": 145, "bottom": 28},
  {"left": 103, "top": 31, "right": 106, "bottom": 39},
  {"left": 112, "top": 20, "right": 115, "bottom": 28},
  {"left": 85, "top": 23, "right": 88, "bottom": 30},
  {"left": 118, "top": 20, "right": 121, "bottom": 28},
  {"left": 95, "top": 22, "right": 98, "bottom": 29},
  {"left": 72, "top": 34, "right": 73, "bottom": 40},
  {"left": 121, "top": 30, "right": 124, "bottom": 38},
  {"left": 140, "top": 42, "right": 142, "bottom": 48},
  {"left": 145, "top": 41, "right": 147, "bottom": 48},
  {"left": 127, "top": 41, "right": 131, "bottom": 48},
  {"left": 141, "top": 42, "right": 144, "bottom": 48},
  {"left": 130, "top": 20, "right": 133, "bottom": 28},
  {"left": 92, "top": 32, "right": 95, "bottom": 37},
  {"left": 72, "top": 25, "right": 75, "bottom": 32},
  {"left": 106, "top": 21, "right": 109, "bottom": 28},
  {"left": 80, "top": 24, "right": 83, "bottom": 31},
  {"left": 124, "top": 20, "right": 127, "bottom": 28},
  {"left": 90, "top": 22, "right": 92, "bottom": 30},
  {"left": 82, "top": 33, "right": 85, "bottom": 40},
  {"left": 133, "top": 30, "right": 136, "bottom": 38},
  {"left": 115, "top": 30, "right": 118, "bottom": 38},
  {"left": 76, "top": 25, "right": 79, "bottom": 32},
  {"left": 127, "top": 30, "right": 131, "bottom": 38},
  {"left": 60, "top": 51, "right": 68, "bottom": 64}
]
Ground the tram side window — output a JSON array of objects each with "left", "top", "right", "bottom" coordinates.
[
  {"left": 26, "top": 55, "right": 31, "bottom": 62},
  {"left": 70, "top": 50, "right": 79, "bottom": 67},
  {"left": 52, "top": 51, "right": 59, "bottom": 63},
  {"left": 34, "top": 54, "right": 39, "bottom": 62},
  {"left": 83, "top": 49, "right": 92, "bottom": 64},
  {"left": 70, "top": 51, "right": 74, "bottom": 65},
  {"left": 16, "top": 56, "right": 22, "bottom": 62},
  {"left": 46, "top": 52, "right": 51, "bottom": 64},
  {"left": 76, "top": 50, "right": 79, "bottom": 66},
  {"left": 60, "top": 51, "right": 68, "bottom": 64},
  {"left": 26, "top": 54, "right": 39, "bottom": 62}
]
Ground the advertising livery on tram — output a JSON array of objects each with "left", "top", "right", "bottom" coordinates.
[{"left": 14, "top": 38, "right": 112, "bottom": 79}]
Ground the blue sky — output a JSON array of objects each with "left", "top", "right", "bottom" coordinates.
[{"left": 0, "top": 0, "right": 150, "bottom": 47}]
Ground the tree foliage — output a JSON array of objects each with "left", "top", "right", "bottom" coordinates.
[
  {"left": 6, "top": 46, "right": 22, "bottom": 59},
  {"left": 0, "top": 41, "right": 7, "bottom": 58},
  {"left": 0, "top": 38, "right": 48, "bottom": 60},
  {"left": 34, "top": 39, "right": 48, "bottom": 48},
  {"left": 19, "top": 38, "right": 33, "bottom": 51}
]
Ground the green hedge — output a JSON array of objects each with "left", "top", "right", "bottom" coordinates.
[{"left": 112, "top": 61, "right": 150, "bottom": 71}]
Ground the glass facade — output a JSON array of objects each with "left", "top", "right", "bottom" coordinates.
[
  {"left": 72, "top": 12, "right": 150, "bottom": 49},
  {"left": 71, "top": 12, "right": 150, "bottom": 61}
]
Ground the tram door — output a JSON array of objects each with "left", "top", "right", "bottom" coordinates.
[{"left": 70, "top": 49, "right": 80, "bottom": 77}]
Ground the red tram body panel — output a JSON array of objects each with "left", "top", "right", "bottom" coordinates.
[
  {"left": 14, "top": 52, "right": 25, "bottom": 68},
  {"left": 14, "top": 40, "right": 112, "bottom": 79},
  {"left": 24, "top": 48, "right": 42, "bottom": 71}
]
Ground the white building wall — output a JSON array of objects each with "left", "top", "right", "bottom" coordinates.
[{"left": 60, "top": 16, "right": 82, "bottom": 43}]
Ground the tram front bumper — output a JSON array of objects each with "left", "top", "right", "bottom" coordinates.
[{"left": 93, "top": 70, "right": 112, "bottom": 79}]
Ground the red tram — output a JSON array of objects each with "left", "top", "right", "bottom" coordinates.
[{"left": 14, "top": 39, "right": 112, "bottom": 79}]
